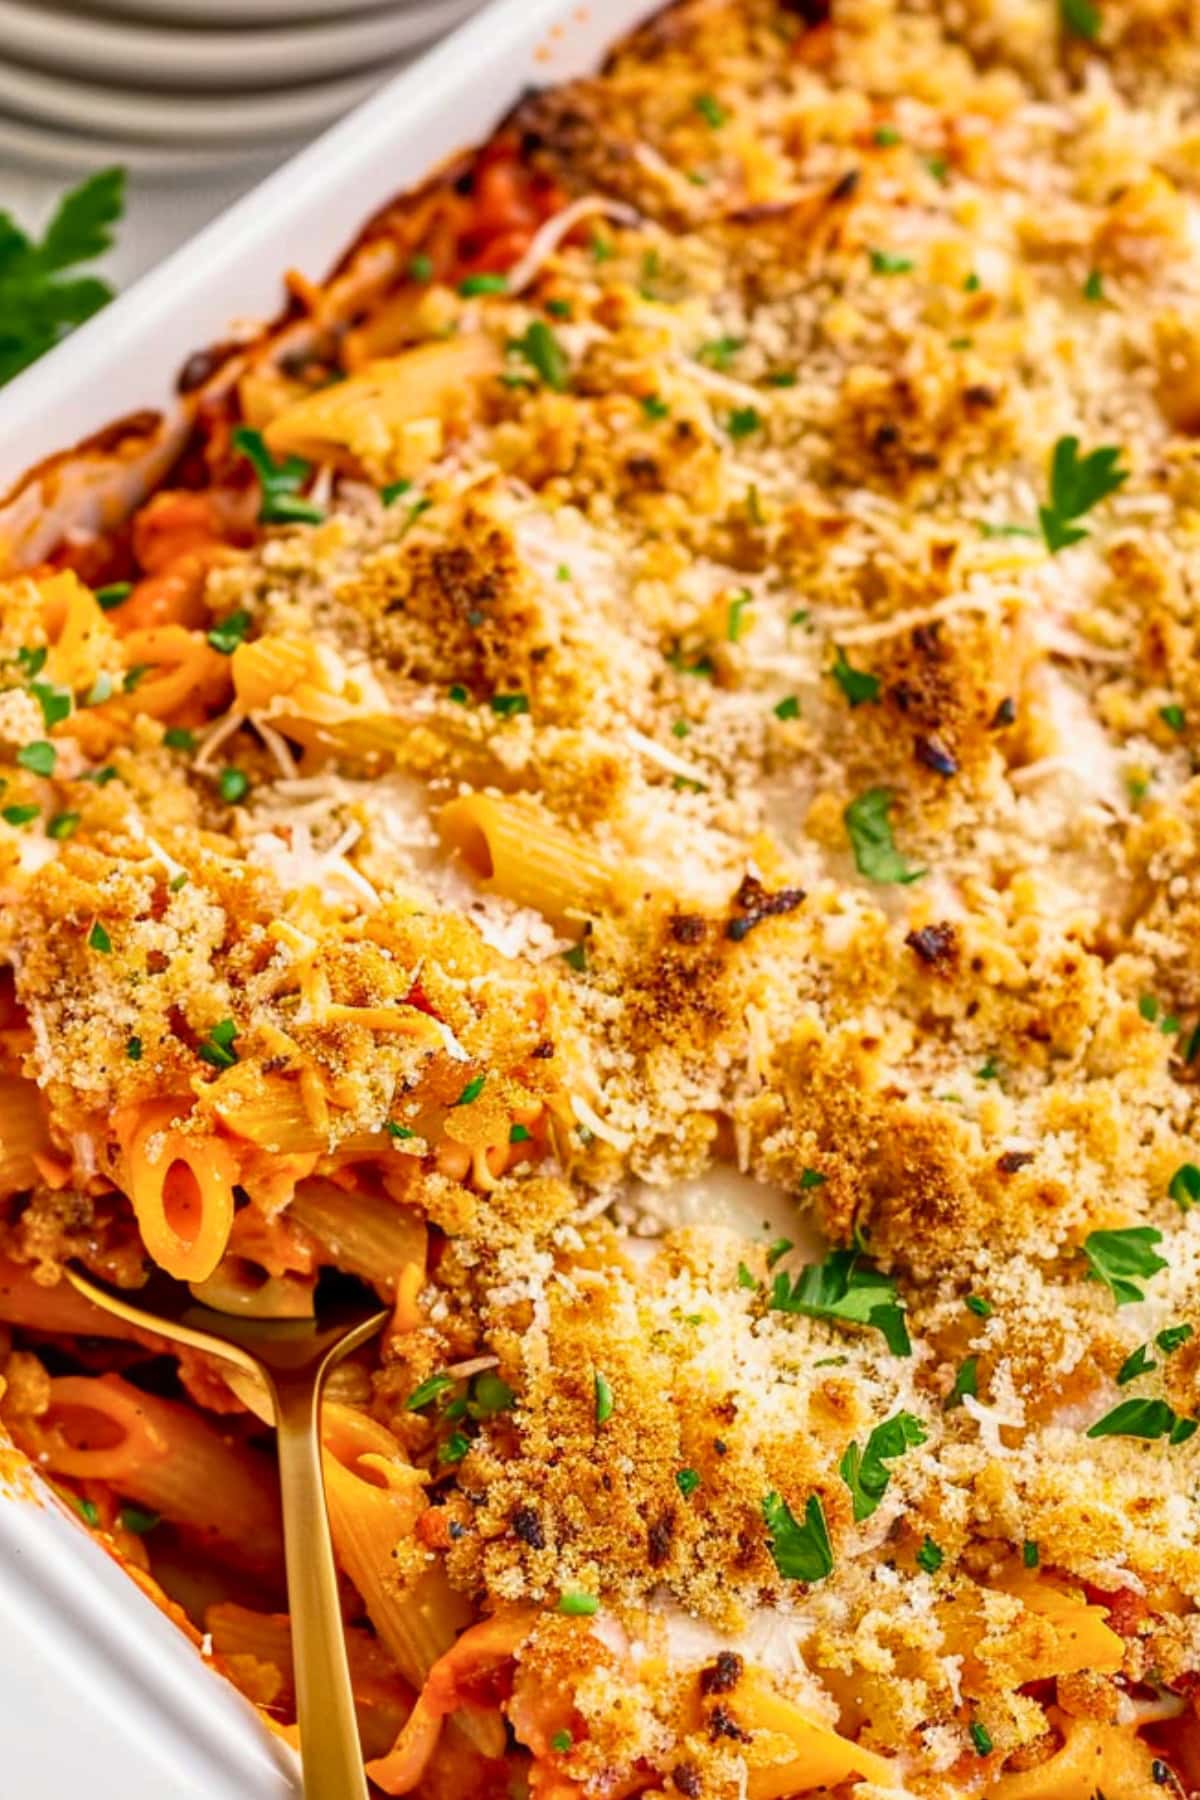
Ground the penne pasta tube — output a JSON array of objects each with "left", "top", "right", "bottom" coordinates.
[
  {"left": 0, "top": 1258, "right": 143, "bottom": 1339},
  {"left": 438, "top": 792, "right": 613, "bottom": 931},
  {"left": 724, "top": 1674, "right": 899, "bottom": 1795},
  {"left": 287, "top": 1179, "right": 426, "bottom": 1291},
  {"left": 12, "top": 1373, "right": 283, "bottom": 1572},
  {"left": 208, "top": 1076, "right": 390, "bottom": 1159},
  {"left": 117, "top": 1100, "right": 238, "bottom": 1283},
  {"left": 206, "top": 1603, "right": 415, "bottom": 1760}
]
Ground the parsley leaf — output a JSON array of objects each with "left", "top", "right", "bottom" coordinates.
[
  {"left": 844, "top": 787, "right": 925, "bottom": 885},
  {"left": 231, "top": 426, "right": 323, "bottom": 525},
  {"left": 693, "top": 92, "right": 727, "bottom": 128},
  {"left": 762, "top": 1491, "right": 834, "bottom": 1582},
  {"left": 1116, "top": 1343, "right": 1155, "bottom": 1386},
  {"left": 869, "top": 248, "right": 914, "bottom": 275},
  {"left": 406, "top": 1372, "right": 453, "bottom": 1410},
  {"left": 726, "top": 405, "right": 761, "bottom": 439},
  {"left": 945, "top": 1356, "right": 978, "bottom": 1411},
  {"left": 508, "top": 321, "right": 569, "bottom": 392},
  {"left": 770, "top": 1248, "right": 911, "bottom": 1356},
  {"left": 839, "top": 1411, "right": 927, "bottom": 1521},
  {"left": 17, "top": 740, "right": 56, "bottom": 777},
  {"left": 0, "top": 168, "right": 125, "bottom": 388},
  {"left": 118, "top": 1506, "right": 159, "bottom": 1534},
  {"left": 594, "top": 1370, "right": 614, "bottom": 1425},
  {"left": 453, "top": 1073, "right": 486, "bottom": 1106},
  {"left": 458, "top": 272, "right": 508, "bottom": 296},
  {"left": 676, "top": 1467, "right": 700, "bottom": 1497},
  {"left": 1082, "top": 1226, "right": 1167, "bottom": 1307},
  {"left": 30, "top": 681, "right": 71, "bottom": 729},
  {"left": 1168, "top": 1163, "right": 1200, "bottom": 1211},
  {"left": 916, "top": 1536, "right": 943, "bottom": 1573},
  {"left": 206, "top": 610, "right": 252, "bottom": 655},
  {"left": 198, "top": 1017, "right": 239, "bottom": 1070},
  {"left": 1038, "top": 435, "right": 1128, "bottom": 553},
  {"left": 1060, "top": 0, "right": 1100, "bottom": 38},
  {"left": 1087, "top": 1398, "right": 1195, "bottom": 1442},
  {"left": 830, "top": 647, "right": 880, "bottom": 707}
]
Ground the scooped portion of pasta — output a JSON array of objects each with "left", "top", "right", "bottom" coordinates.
[{"left": 3, "top": 0, "right": 1200, "bottom": 1792}]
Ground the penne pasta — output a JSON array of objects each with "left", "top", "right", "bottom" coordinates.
[
  {"left": 286, "top": 1179, "right": 426, "bottom": 1291},
  {"left": 10, "top": 1374, "right": 282, "bottom": 1572},
  {"left": 117, "top": 1101, "right": 238, "bottom": 1283},
  {"left": 438, "top": 792, "right": 613, "bottom": 932},
  {"left": 0, "top": 1074, "right": 54, "bottom": 1198}
]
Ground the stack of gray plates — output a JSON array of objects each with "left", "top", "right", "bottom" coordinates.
[{"left": 0, "top": 0, "right": 479, "bottom": 175}]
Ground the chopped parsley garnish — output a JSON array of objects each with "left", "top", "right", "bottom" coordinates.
[
  {"left": 1169, "top": 1163, "right": 1200, "bottom": 1210},
  {"left": 1081, "top": 1226, "right": 1166, "bottom": 1306},
  {"left": 206, "top": 610, "right": 252, "bottom": 655},
  {"left": 1022, "top": 1538, "right": 1039, "bottom": 1568},
  {"left": 509, "top": 1123, "right": 532, "bottom": 1144},
  {"left": 557, "top": 1591, "right": 600, "bottom": 1616},
  {"left": 31, "top": 681, "right": 71, "bottom": 728},
  {"left": 16, "top": 645, "right": 47, "bottom": 677},
  {"left": 118, "top": 1506, "right": 159, "bottom": 1534},
  {"left": 873, "top": 126, "right": 901, "bottom": 146},
  {"left": 964, "top": 272, "right": 981, "bottom": 293},
  {"left": 17, "top": 740, "right": 56, "bottom": 777},
  {"left": 95, "top": 582, "right": 132, "bottom": 611},
  {"left": 469, "top": 1372, "right": 515, "bottom": 1417},
  {"left": 765, "top": 1237, "right": 793, "bottom": 1270},
  {"left": 839, "top": 1411, "right": 926, "bottom": 1521},
  {"left": 1139, "top": 993, "right": 1160, "bottom": 1023},
  {"left": 773, "top": 695, "right": 800, "bottom": 720},
  {"left": 671, "top": 719, "right": 690, "bottom": 738},
  {"left": 1159, "top": 1323, "right": 1194, "bottom": 1354},
  {"left": 1087, "top": 1398, "right": 1197, "bottom": 1443},
  {"left": 726, "top": 405, "right": 761, "bottom": 439},
  {"left": 46, "top": 811, "right": 79, "bottom": 840},
  {"left": 869, "top": 247, "right": 914, "bottom": 276},
  {"left": 406, "top": 1372, "right": 453, "bottom": 1411},
  {"left": 1116, "top": 1343, "right": 1155, "bottom": 1386},
  {"left": 438, "top": 1432, "right": 470, "bottom": 1465},
  {"left": 231, "top": 426, "right": 324, "bottom": 525},
  {"left": 969, "top": 1720, "right": 993, "bottom": 1758},
  {"left": 550, "top": 1731, "right": 573, "bottom": 1754},
  {"left": 676, "top": 1468, "right": 700, "bottom": 1497},
  {"left": 490, "top": 691, "right": 530, "bottom": 717},
  {"left": 74, "top": 1497, "right": 100, "bottom": 1527},
  {"left": 976, "top": 1058, "right": 1001, "bottom": 1081},
  {"left": 380, "top": 478, "right": 412, "bottom": 506},
  {"left": 978, "top": 520, "right": 1038, "bottom": 540},
  {"left": 168, "top": 872, "right": 188, "bottom": 892},
  {"left": 965, "top": 1294, "right": 992, "bottom": 1318},
  {"left": 916, "top": 1536, "right": 943, "bottom": 1573},
  {"left": 509, "top": 320, "right": 569, "bottom": 391},
  {"left": 770, "top": 1248, "right": 910, "bottom": 1356},
  {"left": 761, "top": 1490, "right": 834, "bottom": 1583},
  {"left": 1083, "top": 268, "right": 1104, "bottom": 302},
  {"left": 844, "top": 787, "right": 925, "bottom": 886},
  {"left": 736, "top": 1261, "right": 757, "bottom": 1290},
  {"left": 407, "top": 253, "right": 433, "bottom": 284},
  {"left": 799, "top": 1168, "right": 826, "bottom": 1189},
  {"left": 459, "top": 272, "right": 508, "bottom": 296},
  {"left": 556, "top": 564, "right": 571, "bottom": 582},
  {"left": 218, "top": 767, "right": 249, "bottom": 804},
  {"left": 693, "top": 92, "right": 727, "bottom": 128},
  {"left": 1060, "top": 0, "right": 1100, "bottom": 39},
  {"left": 1160, "top": 704, "right": 1186, "bottom": 734},
  {"left": 163, "top": 726, "right": 195, "bottom": 751},
  {"left": 453, "top": 1073, "right": 486, "bottom": 1106},
  {"left": 767, "top": 370, "right": 798, "bottom": 387},
  {"left": 1039, "top": 435, "right": 1128, "bottom": 553},
  {"left": 562, "top": 941, "right": 588, "bottom": 973},
  {"left": 926, "top": 156, "right": 949, "bottom": 183},
  {"left": 641, "top": 394, "right": 669, "bottom": 419},
  {"left": 87, "top": 921, "right": 111, "bottom": 953},
  {"left": 198, "top": 1017, "right": 238, "bottom": 1070},
  {"left": 126, "top": 1036, "right": 142, "bottom": 1062},
  {"left": 726, "top": 589, "right": 752, "bottom": 642},
  {"left": 945, "top": 1356, "right": 978, "bottom": 1411},
  {"left": 830, "top": 646, "right": 879, "bottom": 707},
  {"left": 697, "top": 335, "right": 744, "bottom": 369},
  {"left": 546, "top": 298, "right": 573, "bottom": 320},
  {"left": 2, "top": 804, "right": 38, "bottom": 826},
  {"left": 385, "top": 1121, "right": 415, "bottom": 1140},
  {"left": 594, "top": 1370, "right": 614, "bottom": 1425},
  {"left": 122, "top": 664, "right": 151, "bottom": 694}
]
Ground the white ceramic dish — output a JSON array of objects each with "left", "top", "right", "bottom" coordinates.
[
  {"left": 0, "top": 0, "right": 655, "bottom": 1790},
  {"left": 0, "top": 0, "right": 480, "bottom": 91},
  {"left": 0, "top": 52, "right": 403, "bottom": 145},
  {"left": 83, "top": 0, "right": 420, "bottom": 20}
]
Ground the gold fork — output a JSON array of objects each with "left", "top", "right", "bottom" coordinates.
[{"left": 66, "top": 1263, "right": 389, "bottom": 1800}]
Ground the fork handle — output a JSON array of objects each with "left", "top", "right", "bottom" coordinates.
[{"left": 271, "top": 1372, "right": 369, "bottom": 1800}]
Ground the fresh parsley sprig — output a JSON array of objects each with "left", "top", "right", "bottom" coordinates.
[
  {"left": 0, "top": 168, "right": 125, "bottom": 388},
  {"left": 770, "top": 1248, "right": 911, "bottom": 1356},
  {"left": 232, "top": 427, "right": 323, "bottom": 525},
  {"left": 1081, "top": 1226, "right": 1166, "bottom": 1307},
  {"left": 761, "top": 1490, "right": 834, "bottom": 1582},
  {"left": 1039, "top": 435, "right": 1127, "bottom": 553},
  {"left": 840, "top": 1411, "right": 926, "bottom": 1521}
]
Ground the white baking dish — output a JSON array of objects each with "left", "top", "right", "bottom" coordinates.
[{"left": 0, "top": 0, "right": 655, "bottom": 1791}]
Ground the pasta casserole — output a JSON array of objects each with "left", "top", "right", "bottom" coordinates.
[{"left": 3, "top": 0, "right": 1200, "bottom": 1792}]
